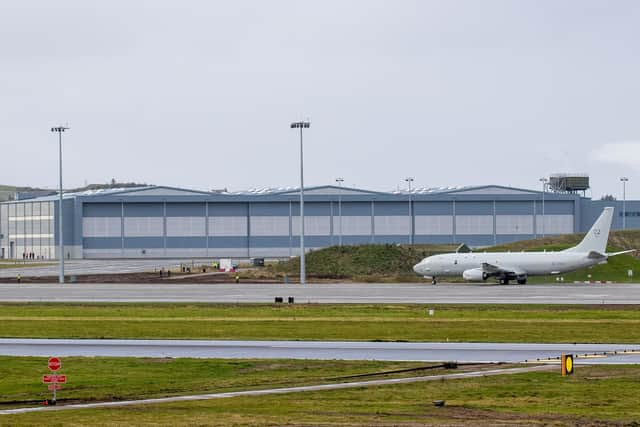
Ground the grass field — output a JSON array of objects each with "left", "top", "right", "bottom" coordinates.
[
  {"left": 3, "top": 303, "right": 640, "bottom": 343},
  {"left": 0, "top": 262, "right": 54, "bottom": 270},
  {"left": 0, "top": 356, "right": 436, "bottom": 409},
  {"left": 2, "top": 363, "right": 639, "bottom": 426}
]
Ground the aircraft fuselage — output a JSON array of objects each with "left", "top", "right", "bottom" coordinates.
[{"left": 413, "top": 251, "right": 599, "bottom": 277}]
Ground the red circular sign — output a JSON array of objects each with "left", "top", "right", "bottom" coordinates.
[{"left": 48, "top": 357, "right": 61, "bottom": 371}]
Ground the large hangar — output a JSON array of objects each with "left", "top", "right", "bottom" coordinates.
[{"left": 0, "top": 184, "right": 638, "bottom": 259}]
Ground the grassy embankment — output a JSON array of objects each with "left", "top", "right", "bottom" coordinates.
[
  {"left": 0, "top": 356, "right": 439, "bottom": 409},
  {"left": 2, "top": 363, "right": 640, "bottom": 425},
  {"left": 3, "top": 303, "right": 640, "bottom": 343},
  {"left": 252, "top": 229, "right": 640, "bottom": 283}
]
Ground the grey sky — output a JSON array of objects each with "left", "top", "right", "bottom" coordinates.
[{"left": 2, "top": 1, "right": 639, "bottom": 198}]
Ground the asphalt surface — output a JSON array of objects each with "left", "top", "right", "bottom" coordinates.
[
  {"left": 0, "top": 259, "right": 187, "bottom": 278},
  {"left": 1, "top": 282, "right": 640, "bottom": 304},
  {"left": 2, "top": 339, "right": 639, "bottom": 364},
  {"left": 0, "top": 365, "right": 553, "bottom": 415}
]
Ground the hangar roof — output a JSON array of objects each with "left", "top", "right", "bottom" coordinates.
[{"left": 3, "top": 184, "right": 563, "bottom": 203}]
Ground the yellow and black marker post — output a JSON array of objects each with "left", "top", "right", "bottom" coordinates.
[{"left": 561, "top": 353, "right": 574, "bottom": 376}]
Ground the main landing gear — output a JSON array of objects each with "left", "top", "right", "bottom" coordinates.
[{"left": 499, "top": 277, "right": 527, "bottom": 285}]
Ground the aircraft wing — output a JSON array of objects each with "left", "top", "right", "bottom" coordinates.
[{"left": 481, "top": 262, "right": 526, "bottom": 276}]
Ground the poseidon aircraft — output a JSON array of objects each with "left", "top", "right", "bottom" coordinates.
[{"left": 413, "top": 207, "right": 634, "bottom": 285}]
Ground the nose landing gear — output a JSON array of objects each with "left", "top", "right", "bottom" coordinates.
[{"left": 431, "top": 277, "right": 437, "bottom": 285}]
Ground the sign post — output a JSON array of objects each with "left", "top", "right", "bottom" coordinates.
[
  {"left": 45, "top": 357, "right": 64, "bottom": 404},
  {"left": 561, "top": 353, "right": 574, "bottom": 377}
]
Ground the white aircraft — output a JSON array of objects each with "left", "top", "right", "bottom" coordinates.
[{"left": 413, "top": 207, "right": 635, "bottom": 285}]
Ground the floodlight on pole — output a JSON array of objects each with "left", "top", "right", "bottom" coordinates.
[
  {"left": 290, "top": 121, "right": 310, "bottom": 284},
  {"left": 336, "top": 178, "right": 344, "bottom": 246},
  {"left": 539, "top": 177, "right": 548, "bottom": 238},
  {"left": 621, "top": 177, "right": 629, "bottom": 230},
  {"left": 51, "top": 125, "right": 69, "bottom": 284},
  {"left": 405, "top": 177, "right": 414, "bottom": 244}
]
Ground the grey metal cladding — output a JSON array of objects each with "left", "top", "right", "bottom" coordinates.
[
  {"left": 289, "top": 236, "right": 332, "bottom": 247},
  {"left": 166, "top": 203, "right": 206, "bottom": 217},
  {"left": 340, "top": 216, "right": 371, "bottom": 235},
  {"left": 292, "top": 216, "right": 331, "bottom": 236},
  {"left": 207, "top": 236, "right": 248, "bottom": 248},
  {"left": 250, "top": 236, "right": 291, "bottom": 247},
  {"left": 374, "top": 216, "right": 409, "bottom": 235},
  {"left": 495, "top": 201, "right": 536, "bottom": 215},
  {"left": 124, "top": 217, "right": 163, "bottom": 237},
  {"left": 83, "top": 203, "right": 122, "bottom": 217},
  {"left": 535, "top": 214, "right": 574, "bottom": 234},
  {"left": 250, "top": 203, "right": 289, "bottom": 216},
  {"left": 414, "top": 234, "right": 456, "bottom": 244},
  {"left": 412, "top": 202, "right": 453, "bottom": 216},
  {"left": 250, "top": 216, "right": 289, "bottom": 236},
  {"left": 209, "top": 216, "right": 248, "bottom": 236},
  {"left": 166, "top": 236, "right": 207, "bottom": 248},
  {"left": 338, "top": 202, "right": 371, "bottom": 216},
  {"left": 454, "top": 202, "right": 494, "bottom": 215},
  {"left": 534, "top": 200, "right": 575, "bottom": 215},
  {"left": 454, "top": 234, "right": 495, "bottom": 246},
  {"left": 495, "top": 215, "right": 534, "bottom": 234},
  {"left": 83, "top": 217, "right": 121, "bottom": 237},
  {"left": 414, "top": 215, "right": 453, "bottom": 235},
  {"left": 123, "top": 203, "right": 163, "bottom": 217},
  {"left": 373, "top": 202, "right": 411, "bottom": 215},
  {"left": 291, "top": 202, "right": 331, "bottom": 216},
  {"left": 83, "top": 237, "right": 122, "bottom": 249},
  {"left": 207, "top": 203, "right": 248, "bottom": 217},
  {"left": 124, "top": 237, "right": 164, "bottom": 248},
  {"left": 166, "top": 217, "right": 206, "bottom": 236},
  {"left": 455, "top": 215, "right": 494, "bottom": 234}
]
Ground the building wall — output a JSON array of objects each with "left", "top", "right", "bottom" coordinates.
[
  {"left": 0, "top": 200, "right": 55, "bottom": 259},
  {"left": 6, "top": 189, "right": 630, "bottom": 260},
  {"left": 76, "top": 198, "right": 576, "bottom": 259}
]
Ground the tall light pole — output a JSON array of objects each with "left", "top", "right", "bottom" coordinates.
[
  {"left": 621, "top": 177, "right": 629, "bottom": 230},
  {"left": 51, "top": 126, "right": 69, "bottom": 284},
  {"left": 336, "top": 177, "right": 344, "bottom": 246},
  {"left": 405, "top": 177, "right": 414, "bottom": 244},
  {"left": 539, "top": 177, "right": 548, "bottom": 238},
  {"left": 290, "top": 121, "right": 310, "bottom": 284}
]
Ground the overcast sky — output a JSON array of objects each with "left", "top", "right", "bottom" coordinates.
[{"left": 1, "top": 1, "right": 640, "bottom": 198}]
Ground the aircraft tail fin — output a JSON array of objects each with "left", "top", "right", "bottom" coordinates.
[{"left": 565, "top": 207, "right": 614, "bottom": 254}]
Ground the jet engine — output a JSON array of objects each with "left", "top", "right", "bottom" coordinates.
[{"left": 462, "top": 268, "right": 488, "bottom": 281}]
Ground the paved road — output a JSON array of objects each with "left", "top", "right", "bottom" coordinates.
[
  {"left": 0, "top": 259, "right": 211, "bottom": 278},
  {"left": 1, "top": 282, "right": 640, "bottom": 304},
  {"left": 0, "top": 365, "right": 553, "bottom": 415},
  {"left": 2, "top": 339, "right": 639, "bottom": 364}
]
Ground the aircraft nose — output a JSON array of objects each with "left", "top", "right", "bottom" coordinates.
[
  {"left": 413, "top": 259, "right": 428, "bottom": 274},
  {"left": 413, "top": 263, "right": 421, "bottom": 274}
]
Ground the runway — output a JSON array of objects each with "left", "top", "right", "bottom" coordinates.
[
  {"left": 1, "top": 282, "right": 640, "bottom": 304},
  {"left": 2, "top": 339, "right": 639, "bottom": 364}
]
